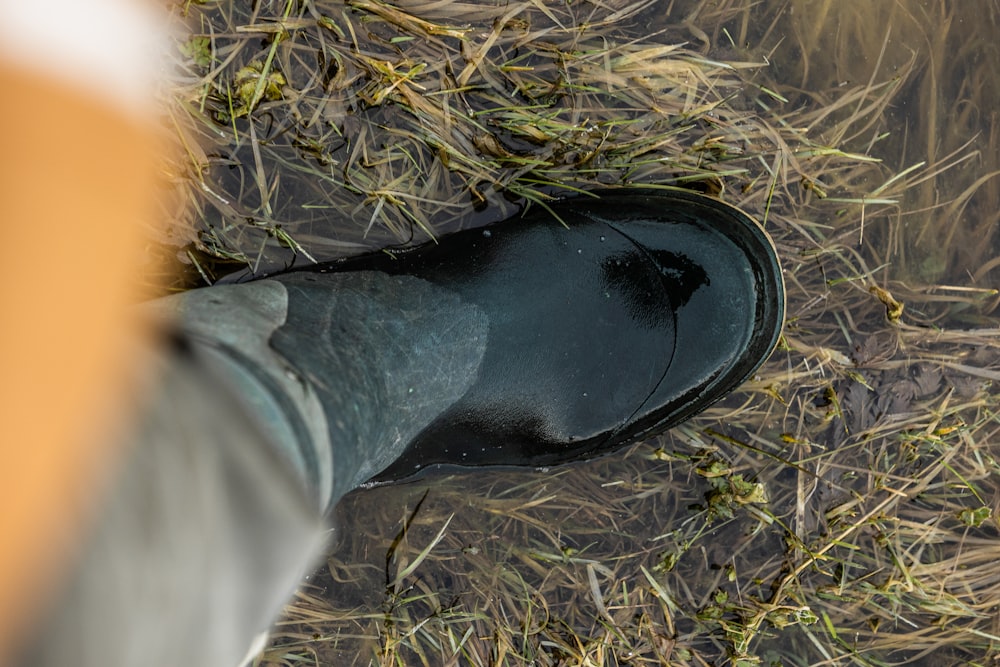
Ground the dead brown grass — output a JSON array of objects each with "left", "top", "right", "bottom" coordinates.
[{"left": 159, "top": 1, "right": 1000, "bottom": 665}]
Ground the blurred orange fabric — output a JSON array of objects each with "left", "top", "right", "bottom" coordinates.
[{"left": 0, "top": 61, "right": 159, "bottom": 658}]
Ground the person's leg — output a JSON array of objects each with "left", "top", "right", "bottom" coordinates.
[
  {"left": 17, "top": 334, "right": 326, "bottom": 667},
  {"left": 20, "top": 189, "right": 783, "bottom": 667},
  {"left": 20, "top": 275, "right": 492, "bottom": 667}
]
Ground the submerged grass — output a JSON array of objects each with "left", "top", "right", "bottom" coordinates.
[
  {"left": 162, "top": 0, "right": 890, "bottom": 282},
  {"left": 157, "top": 0, "right": 1000, "bottom": 665}
]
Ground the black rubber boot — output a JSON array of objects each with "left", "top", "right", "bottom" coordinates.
[
  {"left": 275, "top": 187, "right": 784, "bottom": 483},
  {"left": 154, "top": 188, "right": 783, "bottom": 507},
  {"left": 34, "top": 188, "right": 782, "bottom": 667}
]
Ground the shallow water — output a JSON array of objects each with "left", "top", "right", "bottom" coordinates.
[{"left": 169, "top": 1, "right": 1000, "bottom": 664}]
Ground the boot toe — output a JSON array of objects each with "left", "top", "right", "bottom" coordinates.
[{"left": 584, "top": 189, "right": 785, "bottom": 449}]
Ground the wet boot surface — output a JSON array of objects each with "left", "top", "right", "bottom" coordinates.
[{"left": 273, "top": 188, "right": 784, "bottom": 481}]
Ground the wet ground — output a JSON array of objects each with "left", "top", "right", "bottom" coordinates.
[{"left": 164, "top": 1, "right": 1000, "bottom": 665}]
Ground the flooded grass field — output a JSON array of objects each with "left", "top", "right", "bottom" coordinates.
[{"left": 161, "top": 1, "right": 1000, "bottom": 664}]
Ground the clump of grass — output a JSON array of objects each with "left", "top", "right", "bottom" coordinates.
[
  {"left": 158, "top": 1, "right": 1000, "bottom": 665},
  {"left": 161, "top": 0, "right": 892, "bottom": 284}
]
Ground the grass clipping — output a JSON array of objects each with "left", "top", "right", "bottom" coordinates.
[{"left": 163, "top": 0, "right": 1000, "bottom": 665}]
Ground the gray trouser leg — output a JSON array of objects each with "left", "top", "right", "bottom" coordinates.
[{"left": 19, "top": 336, "right": 327, "bottom": 667}]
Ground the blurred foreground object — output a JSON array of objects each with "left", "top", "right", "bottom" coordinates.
[{"left": 0, "top": 0, "right": 167, "bottom": 658}]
